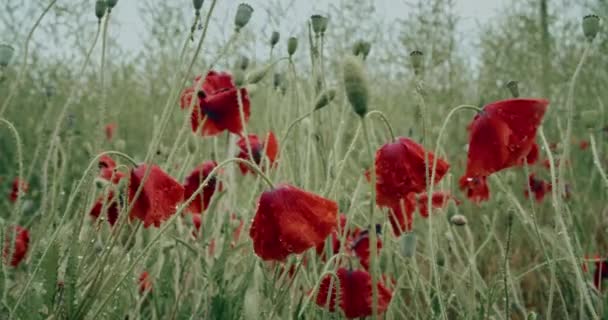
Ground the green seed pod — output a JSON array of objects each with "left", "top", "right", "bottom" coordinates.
[
  {"left": 270, "top": 31, "right": 280, "bottom": 47},
  {"left": 410, "top": 50, "right": 424, "bottom": 75},
  {"left": 310, "top": 14, "right": 329, "bottom": 35},
  {"left": 95, "top": 0, "right": 107, "bottom": 19},
  {"left": 287, "top": 37, "right": 298, "bottom": 56},
  {"left": 449, "top": 214, "right": 467, "bottom": 226},
  {"left": 583, "top": 14, "right": 600, "bottom": 41},
  {"left": 0, "top": 44, "right": 15, "bottom": 67},
  {"left": 234, "top": 3, "right": 253, "bottom": 31},
  {"left": 400, "top": 232, "right": 417, "bottom": 258},
  {"left": 352, "top": 40, "right": 371, "bottom": 60},
  {"left": 246, "top": 64, "right": 272, "bottom": 84},
  {"left": 506, "top": 80, "right": 519, "bottom": 98},
  {"left": 106, "top": 0, "right": 118, "bottom": 9},
  {"left": 314, "top": 88, "right": 336, "bottom": 110},
  {"left": 342, "top": 55, "right": 369, "bottom": 117},
  {"left": 193, "top": 0, "right": 204, "bottom": 11}
]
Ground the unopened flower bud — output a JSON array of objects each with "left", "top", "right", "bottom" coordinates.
[
  {"left": 506, "top": 80, "right": 519, "bottom": 98},
  {"left": 352, "top": 40, "right": 371, "bottom": 60},
  {"left": 583, "top": 14, "right": 600, "bottom": 41},
  {"left": 314, "top": 88, "right": 336, "bottom": 110},
  {"left": 106, "top": 0, "right": 118, "bottom": 9},
  {"left": 193, "top": 0, "right": 204, "bottom": 11},
  {"left": 450, "top": 214, "right": 467, "bottom": 226},
  {"left": 400, "top": 232, "right": 417, "bottom": 258},
  {"left": 270, "top": 31, "right": 280, "bottom": 47},
  {"left": 410, "top": 50, "right": 424, "bottom": 75},
  {"left": 342, "top": 55, "right": 369, "bottom": 117},
  {"left": 94, "top": 177, "right": 109, "bottom": 189},
  {"left": 287, "top": 37, "right": 298, "bottom": 56},
  {"left": 238, "top": 55, "right": 249, "bottom": 70},
  {"left": 0, "top": 44, "right": 15, "bottom": 67},
  {"left": 246, "top": 64, "right": 272, "bottom": 84},
  {"left": 310, "top": 15, "right": 329, "bottom": 36},
  {"left": 95, "top": 0, "right": 107, "bottom": 19},
  {"left": 234, "top": 3, "right": 253, "bottom": 31}
]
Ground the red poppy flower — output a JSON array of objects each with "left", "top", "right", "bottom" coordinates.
[
  {"left": 105, "top": 123, "right": 117, "bottom": 141},
  {"left": 524, "top": 174, "right": 551, "bottom": 202},
  {"left": 315, "top": 214, "right": 355, "bottom": 259},
  {"left": 183, "top": 161, "right": 221, "bottom": 215},
  {"left": 98, "top": 155, "right": 125, "bottom": 184},
  {"left": 459, "top": 98, "right": 549, "bottom": 203},
  {"left": 90, "top": 191, "right": 120, "bottom": 226},
  {"left": 579, "top": 140, "right": 590, "bottom": 150},
  {"left": 351, "top": 226, "right": 383, "bottom": 271},
  {"left": 3, "top": 226, "right": 29, "bottom": 267},
  {"left": 182, "top": 71, "right": 251, "bottom": 136},
  {"left": 236, "top": 132, "right": 279, "bottom": 174},
  {"left": 525, "top": 143, "right": 540, "bottom": 165},
  {"left": 594, "top": 258, "right": 608, "bottom": 290},
  {"left": 128, "top": 165, "right": 185, "bottom": 228},
  {"left": 249, "top": 184, "right": 338, "bottom": 261},
  {"left": 414, "top": 191, "right": 460, "bottom": 217},
  {"left": 138, "top": 271, "right": 153, "bottom": 294},
  {"left": 315, "top": 268, "right": 393, "bottom": 318},
  {"left": 9, "top": 178, "right": 28, "bottom": 203}
]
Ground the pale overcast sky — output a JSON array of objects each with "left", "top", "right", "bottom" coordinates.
[{"left": 111, "top": 0, "right": 506, "bottom": 53}]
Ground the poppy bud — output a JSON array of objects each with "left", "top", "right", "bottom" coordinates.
[
  {"left": 582, "top": 14, "right": 600, "bottom": 41},
  {"left": 94, "top": 177, "right": 109, "bottom": 189},
  {"left": 400, "top": 232, "right": 417, "bottom": 258},
  {"left": 506, "top": 80, "right": 519, "bottom": 98},
  {"left": 314, "top": 88, "right": 336, "bottom": 110},
  {"left": 287, "top": 37, "right": 298, "bottom": 56},
  {"left": 410, "top": 50, "right": 424, "bottom": 75},
  {"left": 352, "top": 40, "right": 371, "bottom": 60},
  {"left": 270, "top": 31, "right": 280, "bottom": 48},
  {"left": 234, "top": 3, "right": 253, "bottom": 31},
  {"left": 310, "top": 15, "right": 329, "bottom": 36},
  {"left": 449, "top": 214, "right": 467, "bottom": 226},
  {"left": 106, "top": 0, "right": 118, "bottom": 9},
  {"left": 193, "top": 0, "right": 204, "bottom": 11},
  {"left": 0, "top": 44, "right": 15, "bottom": 67},
  {"left": 342, "top": 55, "right": 369, "bottom": 117},
  {"left": 95, "top": 0, "right": 107, "bottom": 19},
  {"left": 246, "top": 64, "right": 272, "bottom": 84}
]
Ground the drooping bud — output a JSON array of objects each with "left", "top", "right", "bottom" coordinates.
[
  {"left": 314, "top": 88, "right": 336, "bottom": 110},
  {"left": 238, "top": 55, "right": 249, "bottom": 70},
  {"left": 449, "top": 214, "right": 467, "bottom": 226},
  {"left": 246, "top": 64, "right": 272, "bottom": 84},
  {"left": 582, "top": 14, "right": 600, "bottom": 41},
  {"left": 506, "top": 80, "right": 519, "bottom": 98},
  {"left": 95, "top": 0, "right": 107, "bottom": 20},
  {"left": 270, "top": 31, "right": 280, "bottom": 48},
  {"left": 193, "top": 0, "right": 204, "bottom": 11},
  {"left": 234, "top": 3, "right": 253, "bottom": 31},
  {"left": 106, "top": 0, "right": 118, "bottom": 9},
  {"left": 342, "top": 55, "right": 369, "bottom": 117},
  {"left": 352, "top": 40, "right": 371, "bottom": 60},
  {"left": 410, "top": 50, "right": 424, "bottom": 75},
  {"left": 400, "top": 232, "right": 417, "bottom": 258},
  {"left": 287, "top": 37, "right": 298, "bottom": 56},
  {"left": 310, "top": 15, "right": 329, "bottom": 36},
  {"left": 0, "top": 44, "right": 15, "bottom": 67}
]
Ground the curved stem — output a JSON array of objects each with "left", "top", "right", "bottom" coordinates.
[
  {"left": 97, "top": 11, "right": 111, "bottom": 150},
  {"left": 366, "top": 110, "right": 396, "bottom": 140},
  {"left": 0, "top": 0, "right": 58, "bottom": 116}
]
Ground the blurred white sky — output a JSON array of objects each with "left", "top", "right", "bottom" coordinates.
[{"left": 111, "top": 0, "right": 505, "bottom": 52}]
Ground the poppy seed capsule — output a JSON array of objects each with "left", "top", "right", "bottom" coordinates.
[
  {"left": 106, "top": 0, "right": 118, "bottom": 9},
  {"left": 287, "top": 37, "right": 298, "bottom": 56},
  {"left": 353, "top": 40, "right": 371, "bottom": 59},
  {"left": 410, "top": 50, "right": 424, "bottom": 75},
  {"left": 583, "top": 15, "right": 600, "bottom": 41},
  {"left": 270, "top": 31, "right": 280, "bottom": 47},
  {"left": 449, "top": 214, "right": 467, "bottom": 226},
  {"left": 342, "top": 55, "right": 369, "bottom": 117},
  {"left": 95, "top": 0, "right": 107, "bottom": 19},
  {"left": 506, "top": 81, "right": 519, "bottom": 98},
  {"left": 310, "top": 14, "right": 329, "bottom": 35},
  {"left": 234, "top": 3, "right": 253, "bottom": 31},
  {"left": 193, "top": 0, "right": 204, "bottom": 11},
  {"left": 0, "top": 44, "right": 15, "bottom": 67},
  {"left": 314, "top": 88, "right": 336, "bottom": 110}
]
